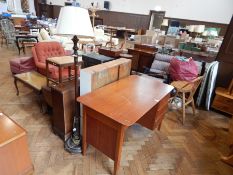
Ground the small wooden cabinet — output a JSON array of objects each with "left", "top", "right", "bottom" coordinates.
[
  {"left": 0, "top": 112, "right": 33, "bottom": 175},
  {"left": 128, "top": 44, "right": 157, "bottom": 72}
]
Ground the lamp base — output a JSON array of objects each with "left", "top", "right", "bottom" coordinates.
[{"left": 64, "top": 136, "right": 82, "bottom": 154}]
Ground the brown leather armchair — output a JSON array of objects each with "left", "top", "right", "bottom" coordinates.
[{"left": 32, "top": 42, "right": 70, "bottom": 79}]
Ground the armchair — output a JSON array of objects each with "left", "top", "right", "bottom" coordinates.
[{"left": 32, "top": 42, "right": 70, "bottom": 79}]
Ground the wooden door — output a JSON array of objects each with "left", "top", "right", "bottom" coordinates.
[{"left": 216, "top": 15, "right": 233, "bottom": 87}]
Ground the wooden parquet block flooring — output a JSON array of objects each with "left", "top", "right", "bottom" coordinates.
[{"left": 1, "top": 46, "right": 233, "bottom": 174}]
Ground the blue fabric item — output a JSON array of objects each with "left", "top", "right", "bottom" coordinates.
[
  {"left": 2, "top": 13, "right": 11, "bottom": 17},
  {"left": 175, "top": 56, "right": 188, "bottom": 62}
]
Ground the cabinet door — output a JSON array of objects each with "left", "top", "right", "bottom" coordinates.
[
  {"left": 216, "top": 15, "right": 233, "bottom": 87},
  {"left": 217, "top": 16, "right": 233, "bottom": 64}
]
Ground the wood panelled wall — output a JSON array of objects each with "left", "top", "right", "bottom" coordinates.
[
  {"left": 97, "top": 11, "right": 149, "bottom": 30},
  {"left": 34, "top": 2, "right": 228, "bottom": 36}
]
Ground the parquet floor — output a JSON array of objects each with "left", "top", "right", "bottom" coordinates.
[{"left": 1, "top": 45, "right": 233, "bottom": 175}]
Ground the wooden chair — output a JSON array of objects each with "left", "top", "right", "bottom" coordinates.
[{"left": 171, "top": 76, "right": 204, "bottom": 124}]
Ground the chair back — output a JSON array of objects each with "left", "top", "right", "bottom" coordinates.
[
  {"left": 33, "top": 42, "right": 65, "bottom": 63},
  {"left": 188, "top": 76, "right": 204, "bottom": 101}
]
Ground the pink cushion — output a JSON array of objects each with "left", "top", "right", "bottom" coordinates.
[{"left": 9, "top": 57, "right": 36, "bottom": 74}]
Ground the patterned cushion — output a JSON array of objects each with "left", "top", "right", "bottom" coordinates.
[{"left": 155, "top": 53, "right": 173, "bottom": 62}]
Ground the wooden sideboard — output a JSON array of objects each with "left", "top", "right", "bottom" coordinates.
[{"left": 128, "top": 44, "right": 157, "bottom": 73}]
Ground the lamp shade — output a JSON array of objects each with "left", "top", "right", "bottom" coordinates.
[
  {"left": 188, "top": 25, "right": 195, "bottom": 32},
  {"left": 194, "top": 25, "right": 205, "bottom": 33},
  {"left": 161, "top": 19, "right": 168, "bottom": 26},
  {"left": 56, "top": 6, "right": 94, "bottom": 38}
]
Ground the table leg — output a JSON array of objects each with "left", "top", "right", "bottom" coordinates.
[
  {"left": 15, "top": 39, "right": 20, "bottom": 55},
  {"left": 59, "top": 67, "right": 62, "bottom": 83},
  {"left": 114, "top": 126, "right": 125, "bottom": 175},
  {"left": 14, "top": 78, "right": 19, "bottom": 96},
  {"left": 37, "top": 92, "right": 43, "bottom": 113},
  {"left": 68, "top": 66, "right": 71, "bottom": 80}
]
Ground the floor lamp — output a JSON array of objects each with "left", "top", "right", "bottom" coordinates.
[{"left": 56, "top": 6, "right": 94, "bottom": 153}]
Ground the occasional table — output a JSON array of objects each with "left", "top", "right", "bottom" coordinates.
[
  {"left": 15, "top": 34, "right": 38, "bottom": 55},
  {"left": 46, "top": 56, "right": 77, "bottom": 86},
  {"left": 0, "top": 112, "right": 34, "bottom": 175},
  {"left": 77, "top": 75, "right": 173, "bottom": 175},
  {"left": 14, "top": 71, "right": 46, "bottom": 111}
]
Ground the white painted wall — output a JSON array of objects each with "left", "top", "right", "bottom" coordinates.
[
  {"left": 0, "top": 2, "right": 8, "bottom": 14},
  {"left": 48, "top": 0, "right": 233, "bottom": 24}
]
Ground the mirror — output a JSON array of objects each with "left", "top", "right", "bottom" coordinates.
[{"left": 148, "top": 10, "right": 166, "bottom": 30}]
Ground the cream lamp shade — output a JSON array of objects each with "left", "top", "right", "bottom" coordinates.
[
  {"left": 188, "top": 25, "right": 195, "bottom": 32},
  {"left": 209, "top": 30, "right": 218, "bottom": 37},
  {"left": 56, "top": 6, "right": 94, "bottom": 38},
  {"left": 161, "top": 19, "right": 168, "bottom": 26},
  {"left": 194, "top": 25, "right": 205, "bottom": 33},
  {"left": 202, "top": 30, "right": 208, "bottom": 36}
]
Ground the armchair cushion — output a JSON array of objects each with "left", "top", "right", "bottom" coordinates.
[
  {"left": 32, "top": 42, "right": 67, "bottom": 79},
  {"left": 34, "top": 42, "right": 65, "bottom": 63},
  {"left": 40, "top": 28, "right": 51, "bottom": 40}
]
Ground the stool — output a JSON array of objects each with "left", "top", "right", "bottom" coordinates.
[{"left": 9, "top": 57, "right": 36, "bottom": 74}]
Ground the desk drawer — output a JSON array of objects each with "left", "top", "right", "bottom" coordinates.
[{"left": 212, "top": 95, "right": 233, "bottom": 115}]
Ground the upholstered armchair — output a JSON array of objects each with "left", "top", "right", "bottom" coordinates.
[{"left": 32, "top": 42, "right": 70, "bottom": 79}]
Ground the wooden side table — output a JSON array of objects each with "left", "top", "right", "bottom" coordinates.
[
  {"left": 0, "top": 112, "right": 33, "bottom": 175},
  {"left": 14, "top": 71, "right": 47, "bottom": 112},
  {"left": 46, "top": 56, "right": 77, "bottom": 86}
]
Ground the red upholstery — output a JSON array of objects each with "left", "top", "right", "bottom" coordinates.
[{"left": 32, "top": 42, "right": 70, "bottom": 79}]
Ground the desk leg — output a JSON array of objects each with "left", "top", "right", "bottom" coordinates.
[
  {"left": 14, "top": 78, "right": 19, "bottom": 96},
  {"left": 114, "top": 126, "right": 125, "bottom": 175}
]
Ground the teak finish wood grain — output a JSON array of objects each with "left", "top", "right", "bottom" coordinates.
[
  {"left": 0, "top": 112, "right": 33, "bottom": 175},
  {"left": 77, "top": 75, "right": 173, "bottom": 175}
]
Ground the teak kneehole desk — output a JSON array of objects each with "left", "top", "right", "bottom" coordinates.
[{"left": 77, "top": 75, "right": 173, "bottom": 175}]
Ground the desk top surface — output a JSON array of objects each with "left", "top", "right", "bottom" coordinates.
[
  {"left": 0, "top": 112, "right": 25, "bottom": 147},
  {"left": 77, "top": 75, "right": 173, "bottom": 126}
]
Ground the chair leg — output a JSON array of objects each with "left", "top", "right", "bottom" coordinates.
[
  {"left": 191, "top": 99, "right": 196, "bottom": 116},
  {"left": 182, "top": 92, "right": 186, "bottom": 125}
]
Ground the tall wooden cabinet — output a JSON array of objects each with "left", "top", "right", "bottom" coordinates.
[{"left": 216, "top": 15, "right": 233, "bottom": 88}]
